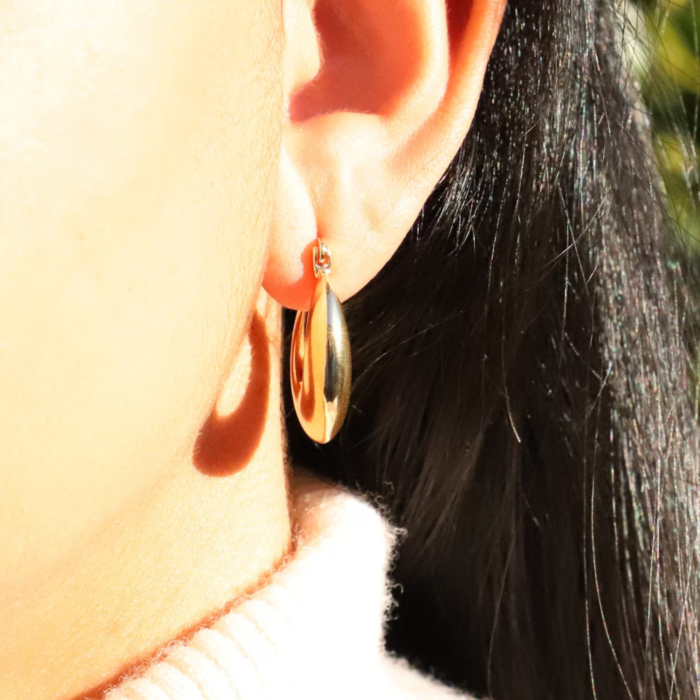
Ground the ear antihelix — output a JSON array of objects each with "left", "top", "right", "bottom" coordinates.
[{"left": 289, "top": 239, "right": 352, "bottom": 443}]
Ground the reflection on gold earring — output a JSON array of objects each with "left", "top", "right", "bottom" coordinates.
[{"left": 290, "top": 239, "right": 351, "bottom": 444}]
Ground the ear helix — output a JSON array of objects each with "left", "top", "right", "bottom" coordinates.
[{"left": 289, "top": 239, "right": 352, "bottom": 443}]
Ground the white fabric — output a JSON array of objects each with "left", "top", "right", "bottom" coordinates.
[{"left": 105, "top": 472, "right": 475, "bottom": 700}]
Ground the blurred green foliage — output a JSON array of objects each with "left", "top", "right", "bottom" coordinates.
[{"left": 629, "top": 0, "right": 700, "bottom": 256}]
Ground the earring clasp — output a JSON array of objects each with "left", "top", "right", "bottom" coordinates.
[{"left": 313, "top": 239, "right": 332, "bottom": 278}]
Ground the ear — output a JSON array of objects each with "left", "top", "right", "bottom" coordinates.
[{"left": 264, "top": 0, "right": 506, "bottom": 310}]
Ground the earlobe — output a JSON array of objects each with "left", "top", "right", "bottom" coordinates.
[{"left": 264, "top": 0, "right": 506, "bottom": 311}]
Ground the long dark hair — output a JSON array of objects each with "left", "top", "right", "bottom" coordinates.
[{"left": 284, "top": 0, "right": 700, "bottom": 697}]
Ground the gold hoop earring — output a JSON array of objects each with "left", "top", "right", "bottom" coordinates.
[{"left": 290, "top": 239, "right": 351, "bottom": 444}]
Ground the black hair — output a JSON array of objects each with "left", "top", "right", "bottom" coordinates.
[{"left": 284, "top": 0, "right": 700, "bottom": 697}]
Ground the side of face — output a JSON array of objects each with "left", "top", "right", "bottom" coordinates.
[{"left": 0, "top": 0, "right": 283, "bottom": 592}]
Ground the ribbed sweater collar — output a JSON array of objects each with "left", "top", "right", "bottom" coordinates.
[{"left": 103, "top": 472, "right": 399, "bottom": 700}]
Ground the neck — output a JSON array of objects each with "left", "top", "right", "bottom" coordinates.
[{"left": 0, "top": 298, "right": 292, "bottom": 700}]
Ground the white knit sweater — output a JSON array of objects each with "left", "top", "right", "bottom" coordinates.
[{"left": 103, "top": 472, "right": 477, "bottom": 700}]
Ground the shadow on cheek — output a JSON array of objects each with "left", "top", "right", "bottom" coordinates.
[{"left": 193, "top": 312, "right": 270, "bottom": 476}]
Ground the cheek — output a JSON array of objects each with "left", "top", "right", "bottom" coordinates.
[{"left": 0, "top": 1, "right": 282, "bottom": 589}]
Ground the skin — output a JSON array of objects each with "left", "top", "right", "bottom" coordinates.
[
  {"left": 0, "top": 1, "right": 505, "bottom": 698},
  {"left": 0, "top": 3, "right": 289, "bottom": 698}
]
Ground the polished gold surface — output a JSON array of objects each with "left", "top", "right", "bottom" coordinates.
[{"left": 290, "top": 245, "right": 351, "bottom": 444}]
